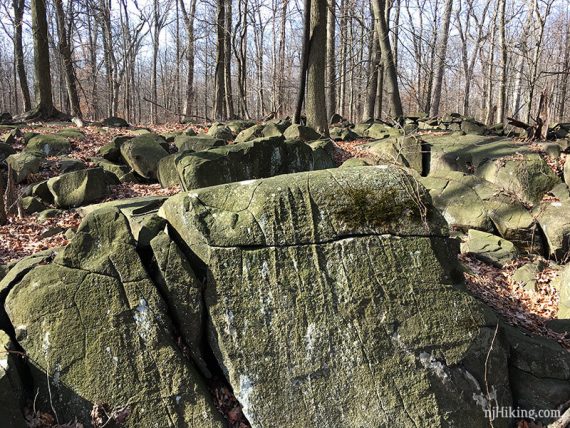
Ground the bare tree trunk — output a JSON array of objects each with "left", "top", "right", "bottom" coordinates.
[
  {"left": 54, "top": 0, "right": 82, "bottom": 118},
  {"left": 13, "top": 0, "right": 31, "bottom": 112},
  {"left": 376, "top": 62, "right": 384, "bottom": 119},
  {"left": 496, "top": 0, "right": 507, "bottom": 123},
  {"left": 30, "top": 0, "right": 56, "bottom": 117},
  {"left": 559, "top": 23, "right": 570, "bottom": 121},
  {"left": 371, "top": 0, "right": 403, "bottom": 118},
  {"left": 179, "top": 0, "right": 197, "bottom": 121},
  {"left": 276, "top": 0, "right": 288, "bottom": 116},
  {"left": 214, "top": 0, "right": 226, "bottom": 120},
  {"left": 294, "top": 0, "right": 312, "bottom": 124},
  {"left": 224, "top": 0, "right": 234, "bottom": 119},
  {"left": 363, "top": 28, "right": 380, "bottom": 122},
  {"left": 326, "top": 0, "right": 336, "bottom": 119},
  {"left": 306, "top": 0, "right": 329, "bottom": 134},
  {"left": 430, "top": 0, "right": 453, "bottom": 117}
]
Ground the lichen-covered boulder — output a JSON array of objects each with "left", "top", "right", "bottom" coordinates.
[
  {"left": 461, "top": 229, "right": 518, "bottom": 267},
  {"left": 206, "top": 123, "right": 234, "bottom": 141},
  {"left": 365, "top": 123, "right": 402, "bottom": 139},
  {"left": 365, "top": 136, "right": 423, "bottom": 173},
  {"left": 4, "top": 208, "right": 224, "bottom": 427},
  {"left": 283, "top": 124, "right": 321, "bottom": 141},
  {"left": 26, "top": 134, "right": 71, "bottom": 156},
  {"left": 56, "top": 128, "right": 85, "bottom": 140},
  {"left": 175, "top": 136, "right": 315, "bottom": 191},
  {"left": 47, "top": 167, "right": 111, "bottom": 208},
  {"left": 235, "top": 124, "right": 264, "bottom": 143},
  {"left": 504, "top": 325, "right": 570, "bottom": 423},
  {"left": 159, "top": 166, "right": 512, "bottom": 427},
  {"left": 174, "top": 135, "right": 225, "bottom": 152},
  {"left": 534, "top": 197, "right": 570, "bottom": 260},
  {"left": 421, "top": 172, "right": 542, "bottom": 254},
  {"left": 6, "top": 152, "right": 43, "bottom": 183},
  {"left": 93, "top": 158, "right": 138, "bottom": 183},
  {"left": 477, "top": 153, "right": 559, "bottom": 205},
  {"left": 120, "top": 133, "right": 169, "bottom": 179}
]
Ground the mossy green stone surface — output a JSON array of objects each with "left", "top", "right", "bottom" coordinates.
[
  {"left": 47, "top": 167, "right": 110, "bottom": 208},
  {"left": 160, "top": 167, "right": 511, "bottom": 427},
  {"left": 26, "top": 134, "right": 71, "bottom": 156},
  {"left": 5, "top": 208, "right": 224, "bottom": 427},
  {"left": 0, "top": 332, "right": 26, "bottom": 428},
  {"left": 175, "top": 136, "right": 314, "bottom": 191},
  {"left": 7, "top": 151, "right": 42, "bottom": 183},
  {"left": 120, "top": 133, "right": 169, "bottom": 179}
]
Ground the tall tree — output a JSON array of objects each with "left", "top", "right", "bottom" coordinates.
[
  {"left": 430, "top": 0, "right": 453, "bottom": 117},
  {"left": 13, "top": 0, "right": 31, "bottom": 112},
  {"left": 223, "top": 0, "right": 234, "bottom": 118},
  {"left": 326, "top": 0, "right": 336, "bottom": 119},
  {"left": 306, "top": 0, "right": 329, "bottom": 134},
  {"left": 371, "top": 0, "right": 403, "bottom": 118},
  {"left": 496, "top": 0, "right": 507, "bottom": 123},
  {"left": 179, "top": 0, "right": 197, "bottom": 121},
  {"left": 29, "top": 0, "right": 56, "bottom": 118},
  {"left": 214, "top": 0, "right": 226, "bottom": 120},
  {"left": 54, "top": 0, "right": 82, "bottom": 118},
  {"left": 294, "top": 0, "right": 311, "bottom": 124}
]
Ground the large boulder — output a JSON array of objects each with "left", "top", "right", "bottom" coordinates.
[
  {"left": 6, "top": 152, "right": 42, "bottom": 183},
  {"left": 235, "top": 124, "right": 264, "bottom": 143},
  {"left": 364, "top": 136, "right": 423, "bottom": 173},
  {"left": 175, "top": 136, "right": 315, "bottom": 191},
  {"left": 159, "top": 166, "right": 512, "bottom": 427},
  {"left": 101, "top": 116, "right": 129, "bottom": 127},
  {"left": 4, "top": 208, "right": 224, "bottom": 426},
  {"left": 26, "top": 134, "right": 71, "bottom": 156},
  {"left": 504, "top": 325, "right": 570, "bottom": 423},
  {"left": 0, "top": 142, "right": 16, "bottom": 161},
  {"left": 174, "top": 135, "right": 225, "bottom": 152},
  {"left": 283, "top": 124, "right": 321, "bottom": 141},
  {"left": 461, "top": 229, "right": 518, "bottom": 267},
  {"left": 421, "top": 172, "right": 541, "bottom": 253},
  {"left": 206, "top": 122, "right": 234, "bottom": 141},
  {"left": 47, "top": 167, "right": 112, "bottom": 208},
  {"left": 120, "top": 133, "right": 169, "bottom": 179},
  {"left": 534, "top": 191, "right": 570, "bottom": 260},
  {"left": 477, "top": 153, "right": 559, "bottom": 205}
]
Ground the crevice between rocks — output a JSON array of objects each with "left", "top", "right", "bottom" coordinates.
[{"left": 136, "top": 228, "right": 251, "bottom": 427}]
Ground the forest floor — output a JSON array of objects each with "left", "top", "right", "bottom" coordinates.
[{"left": 2, "top": 123, "right": 568, "bottom": 355}]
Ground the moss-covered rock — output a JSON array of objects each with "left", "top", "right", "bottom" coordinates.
[
  {"left": 26, "top": 134, "right": 71, "bottom": 156},
  {"left": 6, "top": 152, "right": 43, "bottom": 183},
  {"left": 206, "top": 123, "right": 234, "bottom": 141},
  {"left": 364, "top": 136, "right": 423, "bottom": 173},
  {"left": 4, "top": 208, "right": 224, "bottom": 427},
  {"left": 283, "top": 124, "right": 321, "bottom": 141},
  {"left": 120, "top": 133, "right": 169, "bottom": 179},
  {"left": 20, "top": 196, "right": 46, "bottom": 214},
  {"left": 0, "top": 142, "right": 16, "bottom": 161},
  {"left": 47, "top": 167, "right": 111, "bottom": 208},
  {"left": 175, "top": 136, "right": 315, "bottom": 191},
  {"left": 174, "top": 135, "right": 225, "bottom": 152},
  {"left": 461, "top": 229, "right": 518, "bottom": 267},
  {"left": 234, "top": 124, "right": 264, "bottom": 143},
  {"left": 101, "top": 116, "right": 129, "bottom": 127},
  {"left": 159, "top": 166, "right": 511, "bottom": 427},
  {"left": 477, "top": 153, "right": 559, "bottom": 205},
  {"left": 56, "top": 128, "right": 85, "bottom": 139},
  {"left": 93, "top": 158, "right": 138, "bottom": 183}
]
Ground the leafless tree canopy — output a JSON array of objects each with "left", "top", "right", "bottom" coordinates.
[{"left": 0, "top": 0, "right": 568, "bottom": 124}]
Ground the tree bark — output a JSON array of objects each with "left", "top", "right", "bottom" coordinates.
[
  {"left": 371, "top": 0, "right": 403, "bottom": 118},
  {"left": 294, "top": 0, "right": 312, "bottom": 124},
  {"left": 179, "top": 0, "right": 197, "bottom": 121},
  {"left": 326, "top": 0, "right": 336, "bottom": 119},
  {"left": 496, "top": 0, "right": 507, "bottom": 123},
  {"left": 223, "top": 0, "right": 234, "bottom": 119},
  {"left": 306, "top": 0, "right": 329, "bottom": 134},
  {"left": 430, "top": 0, "right": 453, "bottom": 117},
  {"left": 54, "top": 0, "right": 82, "bottom": 118},
  {"left": 214, "top": 0, "right": 226, "bottom": 120},
  {"left": 363, "top": 28, "right": 380, "bottom": 122},
  {"left": 13, "top": 0, "right": 31, "bottom": 112},
  {"left": 30, "top": 0, "right": 56, "bottom": 117}
]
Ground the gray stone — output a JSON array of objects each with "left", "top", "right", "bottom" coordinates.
[
  {"left": 47, "top": 167, "right": 111, "bottom": 208},
  {"left": 120, "top": 133, "right": 169, "bottom": 180}
]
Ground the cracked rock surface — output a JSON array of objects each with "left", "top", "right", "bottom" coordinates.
[
  {"left": 4, "top": 207, "right": 224, "bottom": 427},
  {"left": 160, "top": 166, "right": 513, "bottom": 427}
]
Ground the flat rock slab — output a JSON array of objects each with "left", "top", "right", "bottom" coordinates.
[{"left": 461, "top": 229, "right": 518, "bottom": 267}]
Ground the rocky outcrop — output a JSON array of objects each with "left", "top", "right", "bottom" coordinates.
[
  {"left": 4, "top": 208, "right": 225, "bottom": 427},
  {"left": 174, "top": 136, "right": 325, "bottom": 190},
  {"left": 120, "top": 133, "right": 169, "bottom": 180},
  {"left": 159, "top": 166, "right": 512, "bottom": 427},
  {"left": 47, "top": 167, "right": 113, "bottom": 208}
]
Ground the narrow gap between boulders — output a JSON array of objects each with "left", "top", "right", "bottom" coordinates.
[{"left": 137, "top": 234, "right": 251, "bottom": 428}]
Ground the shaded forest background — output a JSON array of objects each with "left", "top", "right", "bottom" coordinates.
[{"left": 0, "top": 0, "right": 568, "bottom": 125}]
